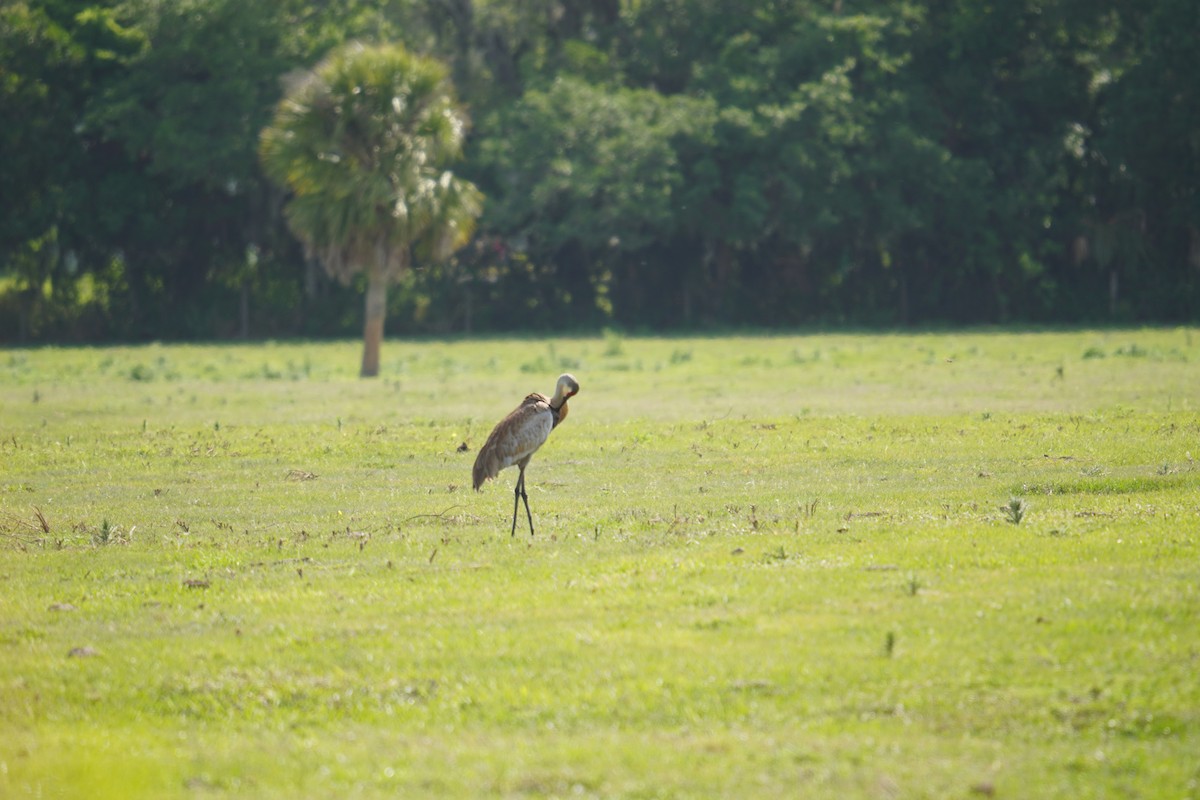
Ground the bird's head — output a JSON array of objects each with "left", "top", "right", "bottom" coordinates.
[
  {"left": 550, "top": 374, "right": 579, "bottom": 415},
  {"left": 556, "top": 373, "right": 580, "bottom": 401}
]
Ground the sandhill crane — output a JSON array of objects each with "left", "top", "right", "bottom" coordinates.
[{"left": 472, "top": 373, "right": 580, "bottom": 536}]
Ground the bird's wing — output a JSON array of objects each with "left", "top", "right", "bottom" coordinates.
[{"left": 472, "top": 394, "right": 554, "bottom": 489}]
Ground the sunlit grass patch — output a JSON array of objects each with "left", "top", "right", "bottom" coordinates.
[{"left": 2, "top": 328, "right": 1199, "bottom": 798}]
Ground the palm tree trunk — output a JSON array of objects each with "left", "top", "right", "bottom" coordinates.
[{"left": 361, "top": 266, "right": 387, "bottom": 377}]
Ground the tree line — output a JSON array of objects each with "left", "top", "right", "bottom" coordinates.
[{"left": 2, "top": 0, "right": 1198, "bottom": 343}]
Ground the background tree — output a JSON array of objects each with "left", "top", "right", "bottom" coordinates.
[
  {"left": 0, "top": 0, "right": 141, "bottom": 339},
  {"left": 79, "top": 0, "right": 290, "bottom": 338},
  {"left": 476, "top": 77, "right": 714, "bottom": 328},
  {"left": 3, "top": 0, "right": 1198, "bottom": 341},
  {"left": 1083, "top": 0, "right": 1200, "bottom": 318},
  {"left": 260, "top": 42, "right": 481, "bottom": 376}
]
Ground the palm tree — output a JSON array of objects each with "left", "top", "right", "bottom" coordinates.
[{"left": 260, "top": 42, "right": 481, "bottom": 377}]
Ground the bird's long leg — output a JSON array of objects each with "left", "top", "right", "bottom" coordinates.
[
  {"left": 510, "top": 470, "right": 522, "bottom": 537},
  {"left": 519, "top": 470, "right": 535, "bottom": 537}
]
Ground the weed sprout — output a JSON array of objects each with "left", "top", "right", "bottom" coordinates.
[{"left": 1005, "top": 497, "right": 1029, "bottom": 525}]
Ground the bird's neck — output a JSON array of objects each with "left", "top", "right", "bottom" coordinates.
[{"left": 549, "top": 399, "right": 567, "bottom": 428}]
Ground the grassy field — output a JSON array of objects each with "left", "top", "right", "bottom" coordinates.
[{"left": 1, "top": 328, "right": 1198, "bottom": 799}]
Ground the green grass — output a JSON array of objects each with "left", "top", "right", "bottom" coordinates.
[{"left": 2, "top": 329, "right": 1199, "bottom": 798}]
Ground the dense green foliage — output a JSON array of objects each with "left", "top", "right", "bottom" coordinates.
[
  {"left": 2, "top": 1, "right": 1198, "bottom": 341},
  {"left": 2, "top": 330, "right": 1198, "bottom": 797}
]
